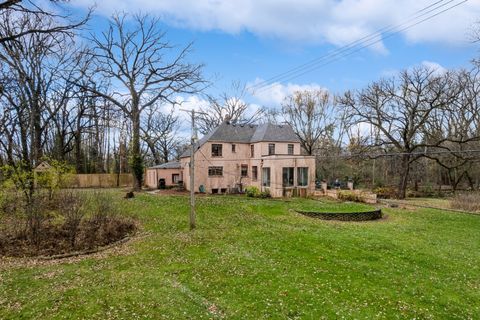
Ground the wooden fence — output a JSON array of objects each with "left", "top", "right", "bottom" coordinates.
[{"left": 69, "top": 174, "right": 134, "bottom": 188}]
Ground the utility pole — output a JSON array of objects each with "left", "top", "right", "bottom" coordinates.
[
  {"left": 179, "top": 108, "right": 208, "bottom": 230},
  {"left": 189, "top": 109, "right": 196, "bottom": 230}
]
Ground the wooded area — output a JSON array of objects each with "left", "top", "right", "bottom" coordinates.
[{"left": 0, "top": 1, "right": 479, "bottom": 199}]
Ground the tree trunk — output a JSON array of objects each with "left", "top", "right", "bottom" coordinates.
[
  {"left": 397, "top": 154, "right": 411, "bottom": 199},
  {"left": 130, "top": 109, "right": 143, "bottom": 191}
]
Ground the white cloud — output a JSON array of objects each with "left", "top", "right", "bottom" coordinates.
[
  {"left": 249, "top": 78, "right": 326, "bottom": 106},
  {"left": 421, "top": 60, "right": 447, "bottom": 75},
  {"left": 380, "top": 60, "right": 447, "bottom": 79},
  {"left": 72, "top": 0, "right": 480, "bottom": 49}
]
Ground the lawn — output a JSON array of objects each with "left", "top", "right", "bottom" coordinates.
[{"left": 1, "top": 192, "right": 479, "bottom": 319}]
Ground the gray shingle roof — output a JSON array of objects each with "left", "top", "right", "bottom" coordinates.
[
  {"left": 180, "top": 122, "right": 299, "bottom": 158},
  {"left": 149, "top": 161, "right": 181, "bottom": 169},
  {"left": 250, "top": 123, "right": 298, "bottom": 143}
]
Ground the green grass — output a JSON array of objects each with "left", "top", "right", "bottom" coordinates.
[{"left": 1, "top": 192, "right": 480, "bottom": 319}]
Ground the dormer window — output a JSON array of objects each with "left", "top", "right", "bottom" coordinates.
[
  {"left": 288, "top": 144, "right": 294, "bottom": 155},
  {"left": 268, "top": 143, "right": 275, "bottom": 155},
  {"left": 212, "top": 144, "right": 222, "bottom": 157}
]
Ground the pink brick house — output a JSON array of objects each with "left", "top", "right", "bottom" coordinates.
[
  {"left": 145, "top": 161, "right": 183, "bottom": 189},
  {"left": 176, "top": 122, "right": 316, "bottom": 198}
]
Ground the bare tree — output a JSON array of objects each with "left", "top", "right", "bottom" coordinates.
[
  {"left": 338, "top": 67, "right": 458, "bottom": 199},
  {"left": 79, "top": 13, "right": 204, "bottom": 190},
  {"left": 282, "top": 89, "right": 336, "bottom": 155},
  {"left": 197, "top": 82, "right": 265, "bottom": 134},
  {"left": 0, "top": 11, "right": 77, "bottom": 167},
  {"left": 141, "top": 106, "right": 181, "bottom": 165},
  {"left": 0, "top": 0, "right": 90, "bottom": 44},
  {"left": 423, "top": 67, "right": 480, "bottom": 191}
]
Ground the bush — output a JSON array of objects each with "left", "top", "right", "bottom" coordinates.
[
  {"left": 244, "top": 186, "right": 271, "bottom": 198},
  {"left": 373, "top": 186, "right": 397, "bottom": 199},
  {"left": 245, "top": 186, "right": 260, "bottom": 197},
  {"left": 338, "top": 191, "right": 361, "bottom": 202},
  {"left": 259, "top": 190, "right": 271, "bottom": 198},
  {"left": 450, "top": 193, "right": 480, "bottom": 212}
]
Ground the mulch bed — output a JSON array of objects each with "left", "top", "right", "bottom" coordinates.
[{"left": 0, "top": 218, "right": 136, "bottom": 258}]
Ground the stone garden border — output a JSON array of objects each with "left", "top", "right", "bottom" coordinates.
[{"left": 296, "top": 209, "right": 382, "bottom": 221}]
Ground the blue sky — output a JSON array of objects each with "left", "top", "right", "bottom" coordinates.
[{"left": 67, "top": 0, "right": 480, "bottom": 117}]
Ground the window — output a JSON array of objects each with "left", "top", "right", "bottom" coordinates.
[
  {"left": 232, "top": 144, "right": 236, "bottom": 153},
  {"left": 262, "top": 167, "right": 271, "bottom": 187},
  {"left": 268, "top": 143, "right": 275, "bottom": 155},
  {"left": 283, "top": 167, "right": 294, "bottom": 187},
  {"left": 208, "top": 166, "right": 223, "bottom": 176},
  {"left": 288, "top": 144, "right": 294, "bottom": 155},
  {"left": 252, "top": 166, "right": 258, "bottom": 180},
  {"left": 241, "top": 164, "right": 248, "bottom": 177},
  {"left": 211, "top": 144, "right": 222, "bottom": 157},
  {"left": 250, "top": 144, "right": 254, "bottom": 157},
  {"left": 297, "top": 167, "right": 308, "bottom": 186},
  {"left": 172, "top": 174, "right": 180, "bottom": 184}
]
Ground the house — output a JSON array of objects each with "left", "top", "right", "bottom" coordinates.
[
  {"left": 176, "top": 121, "right": 316, "bottom": 198},
  {"left": 145, "top": 161, "right": 183, "bottom": 189}
]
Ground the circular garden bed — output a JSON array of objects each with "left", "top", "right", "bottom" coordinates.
[{"left": 296, "top": 209, "right": 382, "bottom": 221}]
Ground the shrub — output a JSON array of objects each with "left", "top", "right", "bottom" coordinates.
[
  {"left": 373, "top": 186, "right": 397, "bottom": 199},
  {"left": 259, "top": 190, "right": 271, "bottom": 198},
  {"left": 451, "top": 193, "right": 480, "bottom": 212},
  {"left": 244, "top": 186, "right": 271, "bottom": 198},
  {"left": 338, "top": 191, "right": 361, "bottom": 202},
  {"left": 245, "top": 186, "right": 260, "bottom": 197}
]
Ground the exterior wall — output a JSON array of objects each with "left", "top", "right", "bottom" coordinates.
[
  {"left": 145, "top": 168, "right": 183, "bottom": 188},
  {"left": 180, "top": 140, "right": 315, "bottom": 197},
  {"left": 181, "top": 141, "right": 254, "bottom": 193},
  {"left": 260, "top": 155, "right": 316, "bottom": 197}
]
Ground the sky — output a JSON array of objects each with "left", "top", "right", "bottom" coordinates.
[{"left": 65, "top": 0, "right": 480, "bottom": 132}]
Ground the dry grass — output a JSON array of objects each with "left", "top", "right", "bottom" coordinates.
[{"left": 450, "top": 192, "right": 480, "bottom": 212}]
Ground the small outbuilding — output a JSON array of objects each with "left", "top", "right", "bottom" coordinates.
[{"left": 145, "top": 161, "right": 183, "bottom": 189}]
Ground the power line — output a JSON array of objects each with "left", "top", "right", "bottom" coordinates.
[
  {"left": 249, "top": 0, "right": 449, "bottom": 91},
  {"left": 249, "top": 0, "right": 469, "bottom": 95}
]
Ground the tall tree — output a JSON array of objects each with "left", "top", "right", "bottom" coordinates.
[
  {"left": 79, "top": 13, "right": 204, "bottom": 190},
  {"left": 338, "top": 67, "right": 457, "bottom": 199},
  {"left": 197, "top": 82, "right": 266, "bottom": 135},
  {"left": 282, "top": 89, "right": 336, "bottom": 155},
  {"left": 141, "top": 107, "right": 181, "bottom": 165}
]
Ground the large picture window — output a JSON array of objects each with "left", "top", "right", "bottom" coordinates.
[
  {"left": 211, "top": 144, "right": 222, "bottom": 157},
  {"left": 262, "top": 167, "right": 271, "bottom": 187},
  {"left": 208, "top": 166, "right": 223, "bottom": 176},
  {"left": 283, "top": 167, "right": 294, "bottom": 187},
  {"left": 297, "top": 167, "right": 308, "bottom": 186}
]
